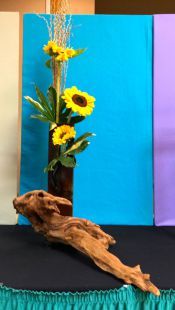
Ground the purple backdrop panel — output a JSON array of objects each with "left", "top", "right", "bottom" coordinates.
[{"left": 154, "top": 14, "right": 175, "bottom": 225}]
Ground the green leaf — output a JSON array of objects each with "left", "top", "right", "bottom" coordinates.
[
  {"left": 24, "top": 96, "right": 45, "bottom": 114},
  {"left": 35, "top": 85, "right": 48, "bottom": 106},
  {"left": 59, "top": 107, "right": 72, "bottom": 124},
  {"left": 58, "top": 156, "right": 76, "bottom": 168},
  {"left": 72, "top": 48, "right": 87, "bottom": 58},
  {"left": 69, "top": 116, "right": 85, "bottom": 125},
  {"left": 59, "top": 96, "right": 67, "bottom": 113},
  {"left": 35, "top": 85, "right": 54, "bottom": 120},
  {"left": 64, "top": 132, "right": 94, "bottom": 155},
  {"left": 25, "top": 96, "right": 55, "bottom": 122},
  {"left": 76, "top": 132, "right": 95, "bottom": 143},
  {"left": 44, "top": 158, "right": 59, "bottom": 173},
  {"left": 49, "top": 122, "right": 57, "bottom": 131},
  {"left": 47, "top": 86, "right": 57, "bottom": 118},
  {"left": 45, "top": 59, "right": 52, "bottom": 69},
  {"left": 31, "top": 114, "right": 49, "bottom": 122},
  {"left": 65, "top": 140, "right": 89, "bottom": 156},
  {"left": 64, "top": 141, "right": 82, "bottom": 155},
  {"left": 61, "top": 108, "right": 71, "bottom": 118}
]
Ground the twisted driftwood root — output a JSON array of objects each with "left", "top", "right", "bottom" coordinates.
[{"left": 13, "top": 190, "right": 160, "bottom": 296}]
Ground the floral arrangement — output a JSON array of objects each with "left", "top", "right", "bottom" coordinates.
[{"left": 24, "top": 6, "right": 95, "bottom": 173}]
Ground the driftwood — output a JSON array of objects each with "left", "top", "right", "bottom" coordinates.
[{"left": 13, "top": 190, "right": 160, "bottom": 296}]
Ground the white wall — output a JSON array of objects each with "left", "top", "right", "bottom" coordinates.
[{"left": 0, "top": 12, "right": 19, "bottom": 224}]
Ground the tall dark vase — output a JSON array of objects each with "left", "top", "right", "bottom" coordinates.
[{"left": 48, "top": 129, "right": 73, "bottom": 216}]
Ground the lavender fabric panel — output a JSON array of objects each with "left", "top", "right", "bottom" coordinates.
[{"left": 154, "top": 15, "right": 175, "bottom": 225}]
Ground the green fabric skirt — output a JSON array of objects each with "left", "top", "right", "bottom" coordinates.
[{"left": 0, "top": 285, "right": 175, "bottom": 309}]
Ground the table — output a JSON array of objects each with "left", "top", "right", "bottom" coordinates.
[{"left": 0, "top": 225, "right": 175, "bottom": 309}]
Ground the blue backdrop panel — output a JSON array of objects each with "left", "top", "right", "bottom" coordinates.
[
  {"left": 19, "top": 14, "right": 153, "bottom": 225},
  {"left": 69, "top": 15, "right": 153, "bottom": 224},
  {"left": 19, "top": 14, "right": 51, "bottom": 224}
]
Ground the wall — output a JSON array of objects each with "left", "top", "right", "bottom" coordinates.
[
  {"left": 70, "top": 0, "right": 95, "bottom": 14},
  {"left": 0, "top": 0, "right": 46, "bottom": 196},
  {"left": 0, "top": 12, "right": 19, "bottom": 224},
  {"left": 96, "top": 0, "right": 175, "bottom": 14}
]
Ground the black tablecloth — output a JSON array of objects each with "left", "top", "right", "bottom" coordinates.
[{"left": 0, "top": 225, "right": 175, "bottom": 291}]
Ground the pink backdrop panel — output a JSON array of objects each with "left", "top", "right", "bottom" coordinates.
[{"left": 154, "top": 14, "right": 175, "bottom": 225}]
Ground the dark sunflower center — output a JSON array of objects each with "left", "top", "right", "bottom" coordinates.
[
  {"left": 72, "top": 94, "right": 87, "bottom": 107},
  {"left": 60, "top": 132, "right": 65, "bottom": 139}
]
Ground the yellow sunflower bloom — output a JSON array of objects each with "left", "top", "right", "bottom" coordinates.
[
  {"left": 43, "top": 41, "right": 58, "bottom": 55},
  {"left": 62, "top": 86, "right": 95, "bottom": 117},
  {"left": 43, "top": 41, "right": 77, "bottom": 62},
  {"left": 53, "top": 45, "right": 64, "bottom": 54},
  {"left": 65, "top": 48, "right": 76, "bottom": 58},
  {"left": 55, "top": 51, "right": 69, "bottom": 62},
  {"left": 52, "top": 125, "right": 76, "bottom": 146}
]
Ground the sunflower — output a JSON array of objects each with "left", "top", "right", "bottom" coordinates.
[
  {"left": 52, "top": 125, "right": 76, "bottom": 146},
  {"left": 53, "top": 45, "right": 64, "bottom": 55},
  {"left": 55, "top": 51, "right": 69, "bottom": 62},
  {"left": 65, "top": 48, "right": 76, "bottom": 58},
  {"left": 55, "top": 48, "right": 76, "bottom": 62},
  {"left": 61, "top": 86, "right": 95, "bottom": 117},
  {"left": 43, "top": 41, "right": 64, "bottom": 56},
  {"left": 43, "top": 41, "right": 76, "bottom": 62},
  {"left": 43, "top": 41, "right": 58, "bottom": 55}
]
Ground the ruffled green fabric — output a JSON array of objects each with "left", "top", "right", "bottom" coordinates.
[{"left": 0, "top": 285, "right": 175, "bottom": 309}]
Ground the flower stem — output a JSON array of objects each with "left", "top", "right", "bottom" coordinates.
[
  {"left": 53, "top": 59, "right": 61, "bottom": 124},
  {"left": 67, "top": 110, "right": 72, "bottom": 124},
  {"left": 56, "top": 63, "right": 61, "bottom": 124},
  {"left": 61, "top": 144, "right": 67, "bottom": 155}
]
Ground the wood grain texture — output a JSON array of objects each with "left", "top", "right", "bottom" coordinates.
[
  {"left": 96, "top": 0, "right": 175, "bottom": 14},
  {"left": 13, "top": 190, "right": 160, "bottom": 296}
]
